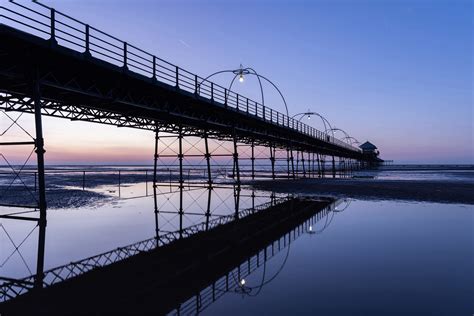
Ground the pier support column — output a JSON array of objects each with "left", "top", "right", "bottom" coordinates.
[
  {"left": 302, "top": 151, "right": 306, "bottom": 178},
  {"left": 233, "top": 129, "right": 241, "bottom": 219},
  {"left": 234, "top": 184, "right": 241, "bottom": 219},
  {"left": 332, "top": 156, "right": 336, "bottom": 178},
  {"left": 270, "top": 144, "right": 275, "bottom": 180},
  {"left": 286, "top": 147, "right": 290, "bottom": 179},
  {"left": 205, "top": 187, "right": 212, "bottom": 231},
  {"left": 153, "top": 128, "right": 160, "bottom": 242},
  {"left": 33, "top": 72, "right": 47, "bottom": 290},
  {"left": 251, "top": 189, "right": 255, "bottom": 211},
  {"left": 290, "top": 148, "right": 295, "bottom": 179},
  {"left": 178, "top": 126, "right": 184, "bottom": 238},
  {"left": 321, "top": 155, "right": 325, "bottom": 178},
  {"left": 317, "top": 153, "right": 321, "bottom": 178},
  {"left": 204, "top": 131, "right": 212, "bottom": 230},
  {"left": 295, "top": 151, "right": 299, "bottom": 178},
  {"left": 232, "top": 129, "right": 240, "bottom": 185},
  {"left": 251, "top": 141, "right": 255, "bottom": 180},
  {"left": 307, "top": 152, "right": 311, "bottom": 178},
  {"left": 204, "top": 131, "right": 212, "bottom": 187}
]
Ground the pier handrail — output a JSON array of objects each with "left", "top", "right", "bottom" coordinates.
[{"left": 0, "top": 1, "right": 360, "bottom": 153}]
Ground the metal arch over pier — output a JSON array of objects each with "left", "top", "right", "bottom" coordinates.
[{"left": 0, "top": 1, "right": 380, "bottom": 296}]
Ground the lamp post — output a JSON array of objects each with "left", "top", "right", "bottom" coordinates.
[
  {"left": 291, "top": 111, "right": 334, "bottom": 138},
  {"left": 197, "top": 64, "right": 289, "bottom": 116},
  {"left": 328, "top": 127, "right": 352, "bottom": 144},
  {"left": 197, "top": 64, "right": 291, "bottom": 180},
  {"left": 328, "top": 128, "right": 359, "bottom": 177},
  {"left": 290, "top": 111, "right": 334, "bottom": 179},
  {"left": 342, "top": 136, "right": 360, "bottom": 146}
]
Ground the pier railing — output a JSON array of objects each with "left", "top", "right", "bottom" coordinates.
[{"left": 0, "top": 1, "right": 360, "bottom": 153}]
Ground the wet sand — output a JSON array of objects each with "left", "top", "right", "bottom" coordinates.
[
  {"left": 250, "top": 178, "right": 474, "bottom": 204},
  {"left": 0, "top": 186, "right": 111, "bottom": 209},
  {"left": 2, "top": 173, "right": 473, "bottom": 208}
]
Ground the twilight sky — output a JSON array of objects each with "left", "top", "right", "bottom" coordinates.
[{"left": 2, "top": 0, "right": 473, "bottom": 164}]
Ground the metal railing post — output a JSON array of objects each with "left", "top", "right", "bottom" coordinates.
[
  {"left": 194, "top": 74, "right": 198, "bottom": 94},
  {"left": 211, "top": 82, "right": 214, "bottom": 101},
  {"left": 123, "top": 42, "right": 128, "bottom": 68},
  {"left": 152, "top": 56, "right": 157, "bottom": 81},
  {"left": 175, "top": 66, "right": 179, "bottom": 88},
  {"left": 85, "top": 24, "right": 90, "bottom": 54},
  {"left": 50, "top": 8, "right": 56, "bottom": 42}
]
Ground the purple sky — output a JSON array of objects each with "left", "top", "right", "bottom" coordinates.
[{"left": 2, "top": 0, "right": 472, "bottom": 164}]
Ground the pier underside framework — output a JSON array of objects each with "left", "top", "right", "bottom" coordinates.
[{"left": 0, "top": 1, "right": 374, "bottom": 303}]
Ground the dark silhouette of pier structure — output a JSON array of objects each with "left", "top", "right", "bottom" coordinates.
[
  {"left": 0, "top": 1, "right": 377, "bottom": 305},
  {"left": 1, "top": 195, "right": 344, "bottom": 315}
]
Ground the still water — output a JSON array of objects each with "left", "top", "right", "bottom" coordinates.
[
  {"left": 202, "top": 200, "right": 473, "bottom": 315},
  {"left": 0, "top": 170, "right": 473, "bottom": 314}
]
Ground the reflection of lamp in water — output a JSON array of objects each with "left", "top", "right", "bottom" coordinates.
[
  {"left": 334, "top": 198, "right": 352, "bottom": 212},
  {"left": 235, "top": 278, "right": 251, "bottom": 295},
  {"left": 231, "top": 232, "right": 292, "bottom": 297}
]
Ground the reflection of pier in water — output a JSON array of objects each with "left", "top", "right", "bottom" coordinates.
[
  {"left": 170, "top": 198, "right": 350, "bottom": 316},
  {"left": 0, "top": 187, "right": 348, "bottom": 315}
]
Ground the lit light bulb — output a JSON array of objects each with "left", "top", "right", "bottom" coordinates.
[
  {"left": 239, "top": 73, "right": 244, "bottom": 83},
  {"left": 240, "top": 279, "right": 246, "bottom": 286},
  {"left": 307, "top": 115, "right": 311, "bottom": 120},
  {"left": 309, "top": 225, "right": 313, "bottom": 231}
]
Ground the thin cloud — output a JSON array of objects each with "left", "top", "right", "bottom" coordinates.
[{"left": 179, "top": 39, "right": 191, "bottom": 48}]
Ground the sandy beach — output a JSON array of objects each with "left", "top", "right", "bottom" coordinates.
[{"left": 250, "top": 178, "right": 474, "bottom": 205}]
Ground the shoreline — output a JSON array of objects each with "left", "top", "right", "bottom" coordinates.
[
  {"left": 2, "top": 176, "right": 473, "bottom": 209},
  {"left": 249, "top": 178, "right": 474, "bottom": 205}
]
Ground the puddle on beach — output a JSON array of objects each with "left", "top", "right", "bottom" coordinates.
[
  {"left": 1, "top": 180, "right": 472, "bottom": 314},
  {"left": 201, "top": 199, "right": 473, "bottom": 316}
]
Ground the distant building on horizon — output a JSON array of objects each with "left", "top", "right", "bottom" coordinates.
[{"left": 359, "top": 141, "right": 383, "bottom": 165}]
